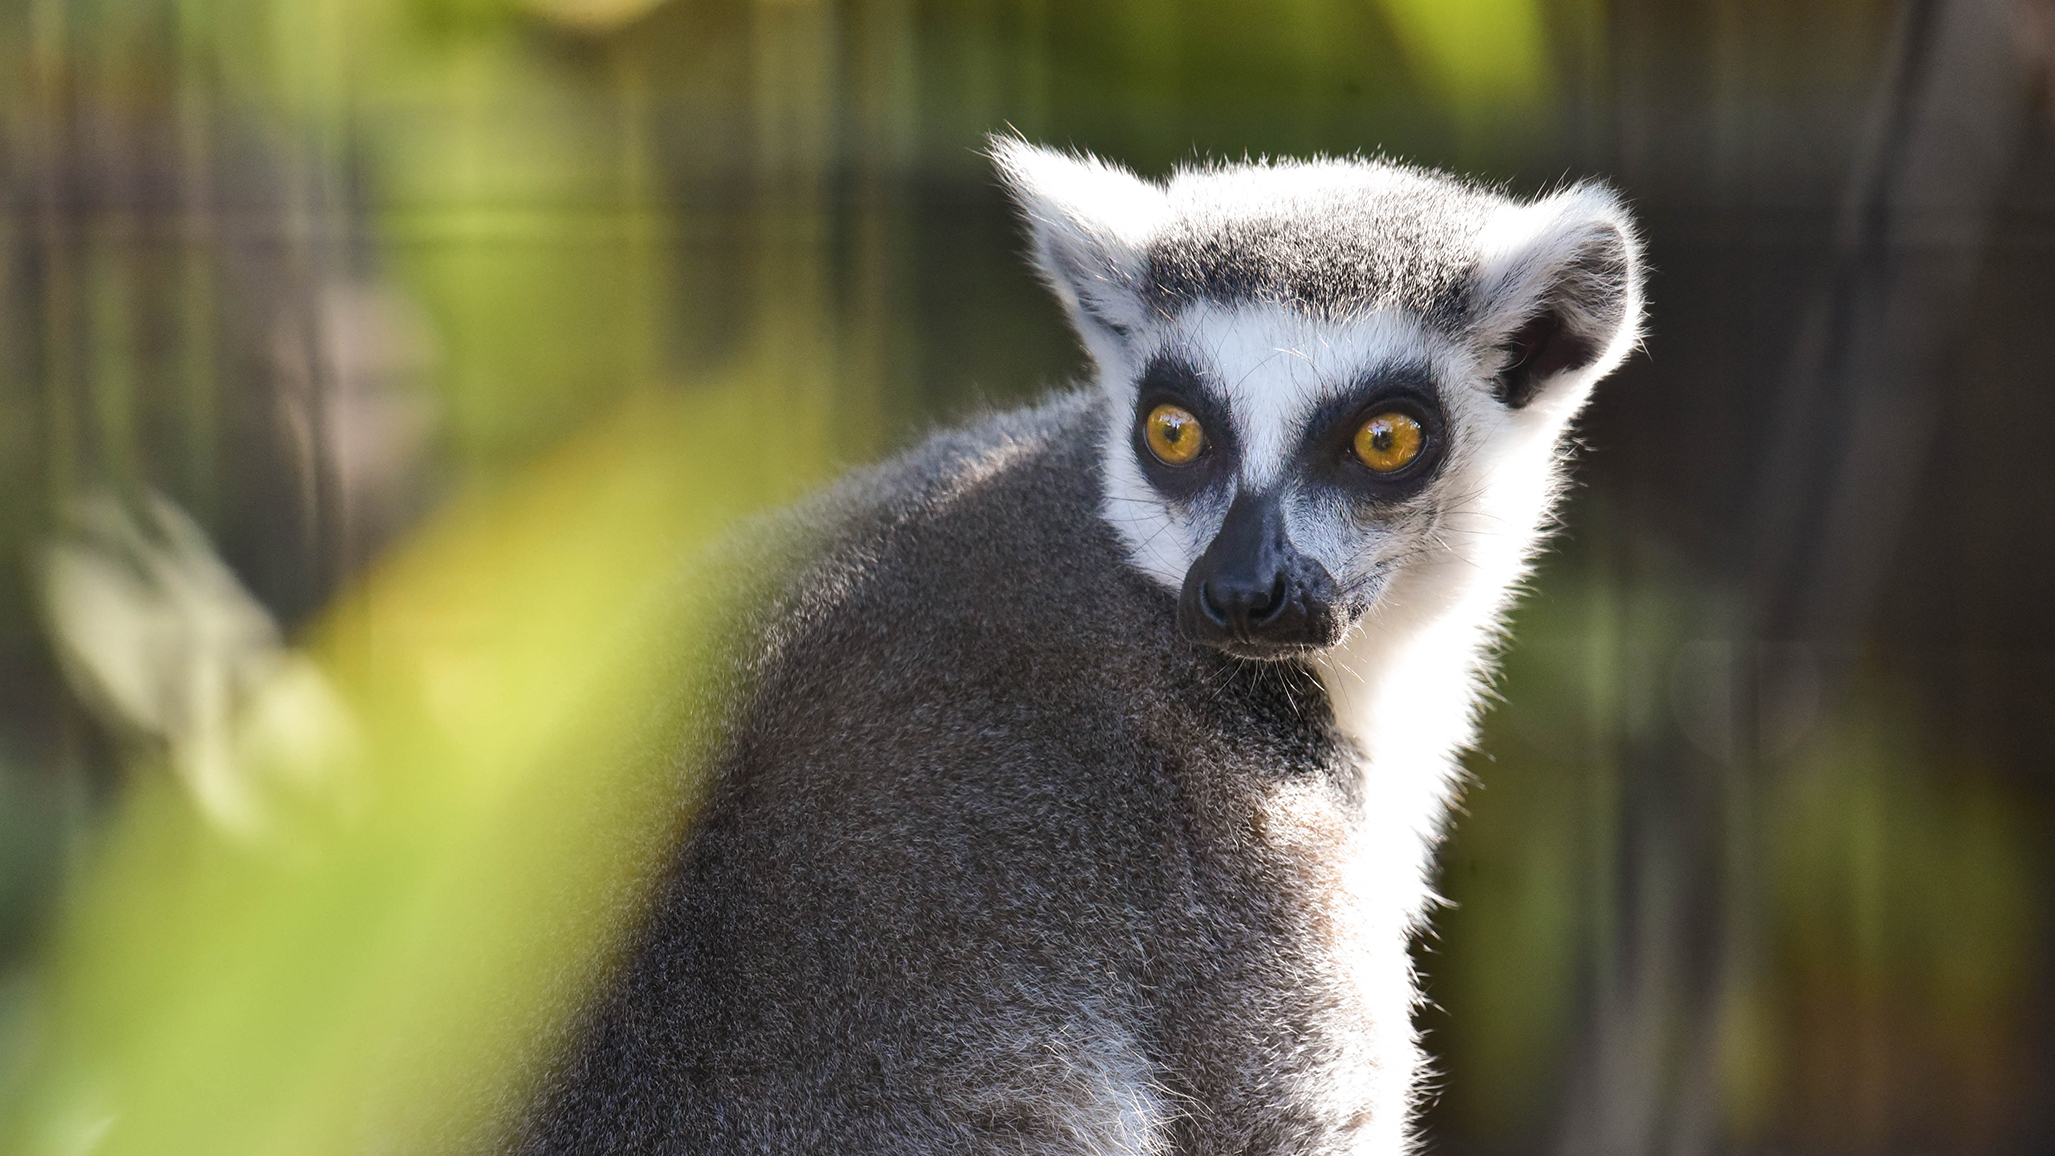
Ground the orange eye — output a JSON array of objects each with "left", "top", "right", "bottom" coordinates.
[
  {"left": 1353, "top": 412, "right": 1425, "bottom": 473},
  {"left": 1144, "top": 403, "right": 1206, "bottom": 465}
]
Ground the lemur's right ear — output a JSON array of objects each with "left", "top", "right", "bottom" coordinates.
[{"left": 990, "top": 137, "right": 1165, "bottom": 364}]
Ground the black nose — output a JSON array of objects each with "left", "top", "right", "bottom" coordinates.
[
  {"left": 1199, "top": 568, "right": 1291, "bottom": 633},
  {"left": 1178, "top": 490, "right": 1341, "bottom": 658}
]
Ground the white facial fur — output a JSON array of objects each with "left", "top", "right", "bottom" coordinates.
[{"left": 1097, "top": 301, "right": 1481, "bottom": 603}]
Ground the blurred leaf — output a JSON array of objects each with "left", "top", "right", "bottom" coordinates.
[
  {"left": 521, "top": 0, "right": 670, "bottom": 33},
  {"left": 1, "top": 375, "right": 841, "bottom": 1156},
  {"left": 1374, "top": 0, "right": 1555, "bottom": 110}
]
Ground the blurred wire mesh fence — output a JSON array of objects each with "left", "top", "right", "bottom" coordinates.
[{"left": 1, "top": 1, "right": 2051, "bottom": 1153}]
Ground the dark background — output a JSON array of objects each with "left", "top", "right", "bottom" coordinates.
[{"left": 3, "top": 0, "right": 2052, "bottom": 1152}]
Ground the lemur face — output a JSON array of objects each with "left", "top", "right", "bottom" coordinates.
[
  {"left": 1100, "top": 304, "right": 1482, "bottom": 659},
  {"left": 994, "top": 139, "right": 1641, "bottom": 660}
]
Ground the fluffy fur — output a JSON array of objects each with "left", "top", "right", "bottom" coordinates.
[{"left": 518, "top": 141, "right": 1642, "bottom": 1155}]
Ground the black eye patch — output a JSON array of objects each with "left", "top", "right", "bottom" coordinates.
[
  {"left": 1130, "top": 351, "right": 1237, "bottom": 498},
  {"left": 1294, "top": 364, "right": 1449, "bottom": 497}
]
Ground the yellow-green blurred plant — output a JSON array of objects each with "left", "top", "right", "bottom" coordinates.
[
  {"left": 1, "top": 377, "right": 842, "bottom": 1156},
  {"left": 1375, "top": 0, "right": 1557, "bottom": 113}
]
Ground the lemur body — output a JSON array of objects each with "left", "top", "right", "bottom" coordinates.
[{"left": 522, "top": 142, "right": 1642, "bottom": 1155}]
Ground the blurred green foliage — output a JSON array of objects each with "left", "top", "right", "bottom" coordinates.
[
  {"left": 0, "top": 0, "right": 2043, "bottom": 1153},
  {"left": 3, "top": 384, "right": 843, "bottom": 1155}
]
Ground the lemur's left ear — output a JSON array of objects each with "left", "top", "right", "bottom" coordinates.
[
  {"left": 1469, "top": 183, "right": 1644, "bottom": 409},
  {"left": 990, "top": 136, "right": 1166, "bottom": 368}
]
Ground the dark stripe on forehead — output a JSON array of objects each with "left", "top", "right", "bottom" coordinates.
[{"left": 1139, "top": 178, "right": 1494, "bottom": 328}]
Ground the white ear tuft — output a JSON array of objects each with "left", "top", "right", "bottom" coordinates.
[
  {"left": 989, "top": 136, "right": 1167, "bottom": 363},
  {"left": 1471, "top": 183, "right": 1644, "bottom": 408}
]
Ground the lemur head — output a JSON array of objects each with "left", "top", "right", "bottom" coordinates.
[{"left": 995, "top": 139, "right": 1643, "bottom": 661}]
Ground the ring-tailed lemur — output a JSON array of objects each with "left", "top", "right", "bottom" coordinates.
[{"left": 520, "top": 139, "right": 1642, "bottom": 1155}]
